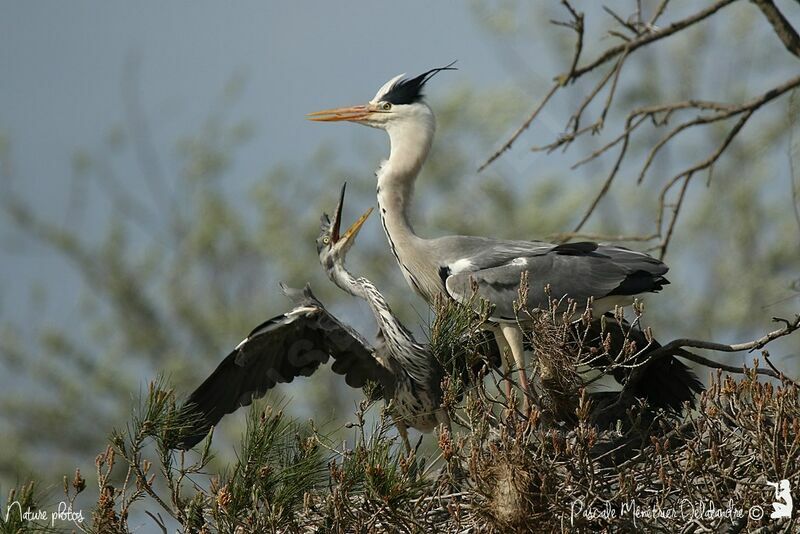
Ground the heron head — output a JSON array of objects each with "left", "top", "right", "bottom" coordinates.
[
  {"left": 317, "top": 183, "right": 373, "bottom": 270},
  {"left": 306, "top": 62, "right": 456, "bottom": 130}
]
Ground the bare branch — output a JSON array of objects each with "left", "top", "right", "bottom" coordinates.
[
  {"left": 571, "top": 125, "right": 632, "bottom": 233},
  {"left": 598, "top": 315, "right": 800, "bottom": 423},
  {"left": 478, "top": 83, "right": 559, "bottom": 172},
  {"left": 648, "top": 0, "right": 671, "bottom": 28},
  {"left": 482, "top": 1, "right": 800, "bottom": 252},
  {"left": 655, "top": 109, "right": 754, "bottom": 257},
  {"left": 789, "top": 90, "right": 800, "bottom": 242},
  {"left": 569, "top": 0, "right": 738, "bottom": 80},
  {"left": 751, "top": 0, "right": 800, "bottom": 58},
  {"left": 574, "top": 74, "right": 800, "bottom": 237},
  {"left": 144, "top": 511, "right": 169, "bottom": 534},
  {"left": 559, "top": 0, "right": 584, "bottom": 77},
  {"left": 547, "top": 231, "right": 658, "bottom": 243},
  {"left": 651, "top": 315, "right": 800, "bottom": 359},
  {"left": 673, "top": 349, "right": 781, "bottom": 380},
  {"left": 659, "top": 172, "right": 691, "bottom": 259}
]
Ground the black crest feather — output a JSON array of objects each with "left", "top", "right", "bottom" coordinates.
[{"left": 381, "top": 61, "right": 457, "bottom": 105}]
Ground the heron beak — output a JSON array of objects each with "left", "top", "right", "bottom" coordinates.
[
  {"left": 307, "top": 104, "right": 372, "bottom": 122},
  {"left": 331, "top": 183, "right": 347, "bottom": 243},
  {"left": 330, "top": 182, "right": 372, "bottom": 247},
  {"left": 340, "top": 207, "right": 373, "bottom": 246}
]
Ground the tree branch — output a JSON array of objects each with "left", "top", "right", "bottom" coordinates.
[
  {"left": 650, "top": 315, "right": 800, "bottom": 358},
  {"left": 751, "top": 0, "right": 800, "bottom": 58},
  {"left": 560, "top": 0, "right": 736, "bottom": 81},
  {"left": 478, "top": 83, "right": 559, "bottom": 172}
]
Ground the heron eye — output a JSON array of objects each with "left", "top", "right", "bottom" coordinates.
[
  {"left": 322, "top": 236, "right": 330, "bottom": 245},
  {"left": 382, "top": 102, "right": 392, "bottom": 111}
]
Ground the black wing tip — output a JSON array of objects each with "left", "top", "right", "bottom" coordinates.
[
  {"left": 552, "top": 241, "right": 599, "bottom": 255},
  {"left": 611, "top": 272, "right": 670, "bottom": 296},
  {"left": 636, "top": 357, "right": 704, "bottom": 412},
  {"left": 172, "top": 402, "right": 216, "bottom": 450},
  {"left": 174, "top": 428, "right": 209, "bottom": 450}
]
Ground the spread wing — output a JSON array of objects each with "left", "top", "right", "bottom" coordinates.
[
  {"left": 176, "top": 284, "right": 392, "bottom": 449},
  {"left": 443, "top": 241, "right": 669, "bottom": 319}
]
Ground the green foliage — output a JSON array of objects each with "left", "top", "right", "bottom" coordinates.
[{"left": 210, "top": 405, "right": 325, "bottom": 531}]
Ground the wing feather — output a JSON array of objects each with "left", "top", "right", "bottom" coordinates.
[
  {"left": 444, "top": 241, "right": 668, "bottom": 318},
  {"left": 176, "top": 285, "right": 391, "bottom": 449}
]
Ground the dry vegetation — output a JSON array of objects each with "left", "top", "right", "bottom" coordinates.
[{"left": 4, "top": 297, "right": 798, "bottom": 533}]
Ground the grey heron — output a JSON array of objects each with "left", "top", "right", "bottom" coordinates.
[
  {"left": 177, "top": 186, "right": 454, "bottom": 451},
  {"left": 308, "top": 64, "right": 673, "bottom": 410}
]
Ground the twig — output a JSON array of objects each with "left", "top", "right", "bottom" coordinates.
[
  {"left": 600, "top": 315, "right": 800, "bottom": 420},
  {"left": 673, "top": 348, "right": 782, "bottom": 380},
  {"left": 478, "top": 83, "right": 559, "bottom": 172},
  {"left": 569, "top": 0, "right": 738, "bottom": 80},
  {"left": 572, "top": 128, "right": 631, "bottom": 233},
  {"left": 762, "top": 351, "right": 786, "bottom": 379},
  {"left": 559, "top": 1, "right": 584, "bottom": 77},
  {"left": 132, "top": 456, "right": 178, "bottom": 521},
  {"left": 751, "top": 0, "right": 800, "bottom": 58},
  {"left": 481, "top": 0, "right": 737, "bottom": 171},
  {"left": 144, "top": 511, "right": 169, "bottom": 534},
  {"left": 548, "top": 231, "right": 658, "bottom": 243},
  {"left": 482, "top": 1, "right": 800, "bottom": 252},
  {"left": 650, "top": 315, "right": 800, "bottom": 360},
  {"left": 573, "top": 73, "right": 800, "bottom": 239},
  {"left": 789, "top": 90, "right": 800, "bottom": 242},
  {"left": 659, "top": 173, "right": 691, "bottom": 260}
]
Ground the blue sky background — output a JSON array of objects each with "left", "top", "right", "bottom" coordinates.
[{"left": 0, "top": 1, "right": 561, "bottom": 326}]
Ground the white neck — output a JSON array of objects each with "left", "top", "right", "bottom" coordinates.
[
  {"left": 376, "top": 112, "right": 434, "bottom": 242},
  {"left": 375, "top": 111, "right": 438, "bottom": 298}
]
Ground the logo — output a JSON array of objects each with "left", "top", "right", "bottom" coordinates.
[
  {"left": 766, "top": 480, "right": 792, "bottom": 520},
  {"left": 4, "top": 501, "right": 84, "bottom": 527}
]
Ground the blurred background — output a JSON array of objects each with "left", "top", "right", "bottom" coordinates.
[{"left": 1, "top": 0, "right": 798, "bottom": 496}]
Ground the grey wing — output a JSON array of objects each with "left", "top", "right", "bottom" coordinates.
[
  {"left": 176, "top": 284, "right": 392, "bottom": 449},
  {"left": 444, "top": 242, "right": 668, "bottom": 319}
]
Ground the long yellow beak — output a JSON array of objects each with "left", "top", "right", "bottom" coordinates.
[
  {"left": 340, "top": 207, "right": 373, "bottom": 244},
  {"left": 307, "top": 104, "right": 371, "bottom": 122}
]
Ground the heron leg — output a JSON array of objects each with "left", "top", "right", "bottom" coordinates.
[
  {"left": 397, "top": 421, "right": 412, "bottom": 455},
  {"left": 491, "top": 327, "right": 516, "bottom": 401},
  {"left": 499, "top": 324, "right": 531, "bottom": 414}
]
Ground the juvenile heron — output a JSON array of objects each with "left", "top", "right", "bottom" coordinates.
[
  {"left": 318, "top": 183, "right": 451, "bottom": 450},
  {"left": 309, "top": 65, "right": 671, "bottom": 409},
  {"left": 177, "top": 186, "right": 452, "bottom": 451}
]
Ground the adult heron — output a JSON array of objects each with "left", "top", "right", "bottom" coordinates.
[
  {"left": 308, "top": 65, "right": 671, "bottom": 409},
  {"left": 177, "top": 186, "right": 452, "bottom": 451}
]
